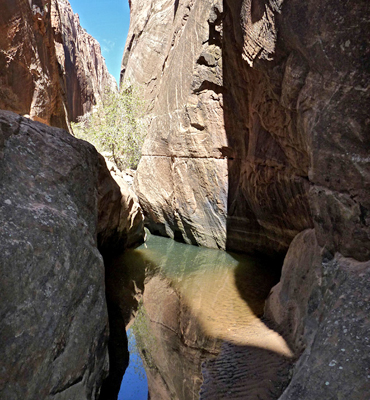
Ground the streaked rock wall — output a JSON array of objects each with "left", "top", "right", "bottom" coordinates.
[{"left": 0, "top": 0, "right": 116, "bottom": 128}]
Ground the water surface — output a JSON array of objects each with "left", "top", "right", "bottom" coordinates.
[
  {"left": 118, "top": 329, "right": 148, "bottom": 400},
  {"left": 119, "top": 233, "right": 292, "bottom": 400}
]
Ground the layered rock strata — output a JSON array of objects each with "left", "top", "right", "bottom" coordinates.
[
  {"left": 0, "top": 0, "right": 69, "bottom": 128},
  {"left": 0, "top": 110, "right": 144, "bottom": 399},
  {"left": 122, "top": 0, "right": 369, "bottom": 259},
  {"left": 0, "top": 0, "right": 115, "bottom": 129}
]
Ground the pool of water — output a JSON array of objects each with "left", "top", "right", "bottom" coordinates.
[{"left": 117, "top": 232, "right": 292, "bottom": 400}]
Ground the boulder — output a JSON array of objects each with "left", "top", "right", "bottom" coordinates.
[
  {"left": 0, "top": 110, "right": 144, "bottom": 399},
  {"left": 265, "top": 230, "right": 370, "bottom": 399}
]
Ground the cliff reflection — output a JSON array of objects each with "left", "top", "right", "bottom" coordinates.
[{"left": 122, "top": 233, "right": 293, "bottom": 400}]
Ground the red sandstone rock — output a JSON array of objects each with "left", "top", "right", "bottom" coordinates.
[
  {"left": 0, "top": 0, "right": 116, "bottom": 129},
  {"left": 122, "top": 0, "right": 369, "bottom": 261},
  {"left": 51, "top": 0, "right": 117, "bottom": 122},
  {"left": 0, "top": 0, "right": 69, "bottom": 129}
]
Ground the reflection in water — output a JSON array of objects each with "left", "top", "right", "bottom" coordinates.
[
  {"left": 118, "top": 329, "right": 148, "bottom": 400},
  {"left": 121, "top": 233, "right": 293, "bottom": 400}
]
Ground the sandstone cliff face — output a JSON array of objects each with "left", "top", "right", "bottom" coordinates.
[
  {"left": 122, "top": 0, "right": 370, "bottom": 398},
  {"left": 122, "top": 0, "right": 228, "bottom": 249},
  {"left": 51, "top": 0, "right": 117, "bottom": 122},
  {"left": 0, "top": 0, "right": 69, "bottom": 129},
  {"left": 0, "top": 0, "right": 115, "bottom": 129},
  {"left": 0, "top": 110, "right": 144, "bottom": 399},
  {"left": 122, "top": 0, "right": 369, "bottom": 259}
]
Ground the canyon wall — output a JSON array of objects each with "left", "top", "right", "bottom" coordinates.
[
  {"left": 122, "top": 0, "right": 228, "bottom": 249},
  {"left": 122, "top": 0, "right": 370, "bottom": 398},
  {"left": 0, "top": 0, "right": 115, "bottom": 129},
  {"left": 0, "top": 2, "right": 143, "bottom": 399},
  {"left": 0, "top": 110, "right": 144, "bottom": 399},
  {"left": 122, "top": 0, "right": 369, "bottom": 259},
  {"left": 51, "top": 0, "right": 117, "bottom": 122}
]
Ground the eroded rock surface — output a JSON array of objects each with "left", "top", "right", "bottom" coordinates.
[
  {"left": 0, "top": 0, "right": 115, "bottom": 128},
  {"left": 224, "top": 0, "right": 370, "bottom": 259},
  {"left": 122, "top": 0, "right": 370, "bottom": 398},
  {"left": 122, "top": 0, "right": 228, "bottom": 249},
  {"left": 265, "top": 230, "right": 370, "bottom": 399},
  {"left": 51, "top": 0, "right": 117, "bottom": 122},
  {"left": 0, "top": 0, "right": 69, "bottom": 129},
  {"left": 98, "top": 159, "right": 145, "bottom": 253},
  {"left": 0, "top": 110, "right": 144, "bottom": 399},
  {"left": 122, "top": 0, "right": 369, "bottom": 259}
]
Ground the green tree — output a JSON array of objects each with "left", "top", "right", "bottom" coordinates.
[{"left": 71, "top": 84, "right": 147, "bottom": 170}]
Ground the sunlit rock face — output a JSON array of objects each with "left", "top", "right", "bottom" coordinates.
[
  {"left": 0, "top": 0, "right": 69, "bottom": 129},
  {"left": 51, "top": 0, "right": 117, "bottom": 121},
  {"left": 0, "top": 0, "right": 115, "bottom": 128},
  {"left": 122, "top": 0, "right": 228, "bottom": 249},
  {"left": 122, "top": 0, "right": 369, "bottom": 259},
  {"left": 0, "top": 110, "right": 145, "bottom": 399}
]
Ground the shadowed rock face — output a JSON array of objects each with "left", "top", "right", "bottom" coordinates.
[
  {"left": 0, "top": 0, "right": 116, "bottom": 128},
  {"left": 265, "top": 230, "right": 370, "bottom": 399},
  {"left": 0, "top": 110, "right": 144, "bottom": 400},
  {"left": 224, "top": 0, "right": 370, "bottom": 260}
]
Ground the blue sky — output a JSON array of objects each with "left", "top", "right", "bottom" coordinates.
[{"left": 69, "top": 0, "right": 131, "bottom": 85}]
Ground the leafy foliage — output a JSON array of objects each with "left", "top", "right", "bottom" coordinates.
[{"left": 71, "top": 84, "right": 147, "bottom": 170}]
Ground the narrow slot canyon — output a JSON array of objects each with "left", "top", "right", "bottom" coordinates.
[{"left": 0, "top": 0, "right": 369, "bottom": 400}]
